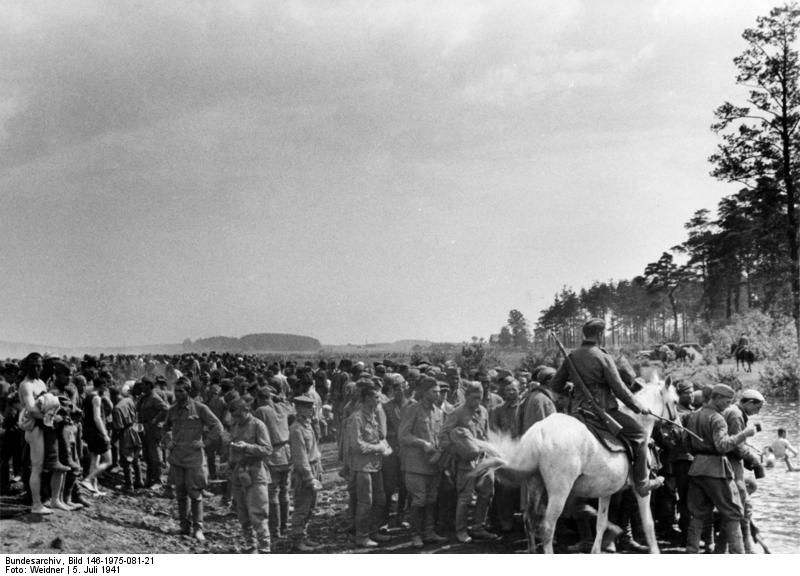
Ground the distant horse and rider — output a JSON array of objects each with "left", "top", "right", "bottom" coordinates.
[
  {"left": 731, "top": 332, "right": 756, "bottom": 372},
  {"left": 731, "top": 343, "right": 756, "bottom": 372}
]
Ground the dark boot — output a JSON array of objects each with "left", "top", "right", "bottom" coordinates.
[
  {"left": 409, "top": 506, "right": 424, "bottom": 548},
  {"left": 279, "top": 501, "right": 290, "bottom": 535},
  {"left": 741, "top": 519, "right": 755, "bottom": 554},
  {"left": 191, "top": 498, "right": 205, "bottom": 541},
  {"left": 122, "top": 462, "right": 132, "bottom": 488},
  {"left": 724, "top": 520, "right": 744, "bottom": 554},
  {"left": 178, "top": 497, "right": 190, "bottom": 535},
  {"left": 685, "top": 518, "right": 704, "bottom": 554},
  {"left": 269, "top": 503, "right": 281, "bottom": 538},
  {"left": 633, "top": 442, "right": 664, "bottom": 497},
  {"left": 133, "top": 460, "right": 143, "bottom": 489},
  {"left": 423, "top": 505, "right": 447, "bottom": 544},
  {"left": 567, "top": 515, "right": 594, "bottom": 553}
]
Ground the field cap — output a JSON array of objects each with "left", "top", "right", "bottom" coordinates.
[
  {"left": 740, "top": 389, "right": 765, "bottom": 403},
  {"left": 292, "top": 394, "right": 315, "bottom": 407},
  {"left": 712, "top": 384, "right": 735, "bottom": 398}
]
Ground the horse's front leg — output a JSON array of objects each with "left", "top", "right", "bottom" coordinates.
[
  {"left": 634, "top": 492, "right": 660, "bottom": 554},
  {"left": 590, "top": 496, "right": 611, "bottom": 554}
]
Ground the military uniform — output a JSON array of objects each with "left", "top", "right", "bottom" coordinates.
[
  {"left": 683, "top": 399, "right": 750, "bottom": 553},
  {"left": 550, "top": 340, "right": 656, "bottom": 495},
  {"left": 254, "top": 398, "right": 294, "bottom": 537},
  {"left": 723, "top": 402, "right": 761, "bottom": 552},
  {"left": 348, "top": 407, "right": 386, "bottom": 543},
  {"left": 229, "top": 412, "right": 273, "bottom": 553},
  {"left": 490, "top": 399, "right": 521, "bottom": 532},
  {"left": 673, "top": 401, "right": 695, "bottom": 542},
  {"left": 164, "top": 398, "right": 223, "bottom": 537},
  {"left": 399, "top": 400, "right": 445, "bottom": 543},
  {"left": 111, "top": 396, "right": 143, "bottom": 489},
  {"left": 382, "top": 395, "right": 410, "bottom": 527},
  {"left": 137, "top": 388, "right": 168, "bottom": 486},
  {"left": 441, "top": 402, "right": 494, "bottom": 540},
  {"left": 289, "top": 403, "right": 322, "bottom": 548}
]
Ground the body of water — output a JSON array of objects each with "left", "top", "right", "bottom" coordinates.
[{"left": 748, "top": 399, "right": 800, "bottom": 553}]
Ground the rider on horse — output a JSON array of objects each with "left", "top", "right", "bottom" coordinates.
[
  {"left": 550, "top": 318, "right": 665, "bottom": 498},
  {"left": 735, "top": 332, "right": 750, "bottom": 356}
]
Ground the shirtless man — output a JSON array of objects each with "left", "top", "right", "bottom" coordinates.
[{"left": 18, "top": 353, "right": 69, "bottom": 514}]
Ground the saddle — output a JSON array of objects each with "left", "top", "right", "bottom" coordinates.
[{"left": 573, "top": 409, "right": 634, "bottom": 462}]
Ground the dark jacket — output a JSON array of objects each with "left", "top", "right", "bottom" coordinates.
[{"left": 550, "top": 341, "right": 644, "bottom": 414}]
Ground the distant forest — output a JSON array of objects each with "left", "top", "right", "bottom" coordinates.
[{"left": 183, "top": 333, "right": 321, "bottom": 353}]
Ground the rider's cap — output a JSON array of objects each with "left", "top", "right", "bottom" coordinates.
[
  {"left": 740, "top": 389, "right": 765, "bottom": 403},
  {"left": 676, "top": 380, "right": 694, "bottom": 394},
  {"left": 582, "top": 318, "right": 605, "bottom": 335},
  {"left": 711, "top": 384, "right": 735, "bottom": 398}
]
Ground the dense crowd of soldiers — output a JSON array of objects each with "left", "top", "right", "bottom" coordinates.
[{"left": 0, "top": 331, "right": 784, "bottom": 553}]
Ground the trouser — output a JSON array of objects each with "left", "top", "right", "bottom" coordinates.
[
  {"left": 170, "top": 464, "right": 207, "bottom": 532},
  {"left": 455, "top": 467, "right": 494, "bottom": 532},
  {"left": 673, "top": 460, "right": 692, "bottom": 539},
  {"left": 405, "top": 472, "right": 441, "bottom": 537},
  {"left": 382, "top": 452, "right": 406, "bottom": 523},
  {"left": 233, "top": 480, "right": 271, "bottom": 549},
  {"left": 685, "top": 476, "right": 743, "bottom": 554},
  {"left": 608, "top": 409, "right": 649, "bottom": 486},
  {"left": 268, "top": 466, "right": 290, "bottom": 534},
  {"left": 436, "top": 471, "right": 457, "bottom": 533},
  {"left": 354, "top": 470, "right": 386, "bottom": 539},
  {"left": 730, "top": 458, "right": 754, "bottom": 553},
  {"left": 142, "top": 428, "right": 162, "bottom": 485},
  {"left": 121, "top": 454, "right": 143, "bottom": 487},
  {"left": 290, "top": 482, "right": 317, "bottom": 540},
  {"left": 495, "top": 480, "right": 520, "bottom": 530}
]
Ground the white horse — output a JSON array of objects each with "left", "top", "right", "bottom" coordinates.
[{"left": 474, "top": 370, "right": 678, "bottom": 554}]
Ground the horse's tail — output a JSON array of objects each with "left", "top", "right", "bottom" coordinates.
[{"left": 472, "top": 427, "right": 541, "bottom": 486}]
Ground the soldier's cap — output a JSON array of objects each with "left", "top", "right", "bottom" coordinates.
[
  {"left": 436, "top": 379, "right": 450, "bottom": 391},
  {"left": 140, "top": 376, "right": 154, "bottom": 388},
  {"left": 676, "top": 380, "right": 694, "bottom": 394},
  {"left": 417, "top": 376, "right": 439, "bottom": 393},
  {"left": 406, "top": 368, "right": 421, "bottom": 381},
  {"left": 536, "top": 367, "right": 556, "bottom": 384},
  {"left": 711, "top": 384, "right": 735, "bottom": 398},
  {"left": 292, "top": 394, "right": 315, "bottom": 406},
  {"left": 445, "top": 366, "right": 459, "bottom": 377},
  {"left": 740, "top": 389, "right": 765, "bottom": 403},
  {"left": 464, "top": 381, "right": 483, "bottom": 396},
  {"left": 228, "top": 398, "right": 251, "bottom": 414},
  {"left": 155, "top": 376, "right": 167, "bottom": 385},
  {"left": 386, "top": 373, "right": 405, "bottom": 387},
  {"left": 583, "top": 318, "right": 605, "bottom": 333},
  {"left": 223, "top": 390, "right": 240, "bottom": 404}
]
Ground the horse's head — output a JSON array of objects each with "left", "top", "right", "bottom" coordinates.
[{"left": 634, "top": 370, "right": 679, "bottom": 422}]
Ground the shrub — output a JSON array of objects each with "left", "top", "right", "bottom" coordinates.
[{"left": 760, "top": 353, "right": 800, "bottom": 398}]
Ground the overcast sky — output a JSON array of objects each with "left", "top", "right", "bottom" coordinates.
[{"left": 0, "top": 0, "right": 781, "bottom": 348}]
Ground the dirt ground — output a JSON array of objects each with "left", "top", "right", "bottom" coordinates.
[{"left": 0, "top": 437, "right": 690, "bottom": 555}]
